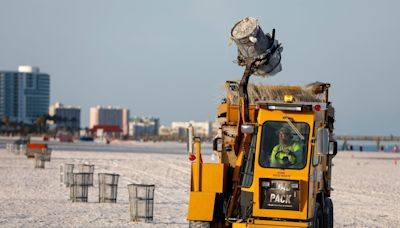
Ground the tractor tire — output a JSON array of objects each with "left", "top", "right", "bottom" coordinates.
[
  {"left": 189, "top": 221, "right": 211, "bottom": 228},
  {"left": 311, "top": 202, "right": 323, "bottom": 228},
  {"left": 323, "top": 197, "right": 334, "bottom": 228}
]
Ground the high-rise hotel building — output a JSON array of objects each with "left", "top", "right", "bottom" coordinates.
[
  {"left": 90, "top": 106, "right": 130, "bottom": 136},
  {"left": 0, "top": 66, "right": 50, "bottom": 123},
  {"left": 48, "top": 102, "right": 81, "bottom": 130}
]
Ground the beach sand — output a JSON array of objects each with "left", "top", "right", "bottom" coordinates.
[{"left": 0, "top": 145, "right": 399, "bottom": 227}]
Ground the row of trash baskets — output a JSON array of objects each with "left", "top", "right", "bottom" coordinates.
[
  {"left": 6, "top": 143, "right": 52, "bottom": 169},
  {"left": 60, "top": 163, "right": 154, "bottom": 222}
]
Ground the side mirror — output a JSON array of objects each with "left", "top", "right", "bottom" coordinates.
[
  {"left": 241, "top": 124, "right": 256, "bottom": 134},
  {"left": 317, "top": 128, "right": 329, "bottom": 155},
  {"left": 187, "top": 125, "right": 194, "bottom": 154},
  {"left": 213, "top": 137, "right": 223, "bottom": 153},
  {"left": 329, "top": 141, "right": 338, "bottom": 156}
]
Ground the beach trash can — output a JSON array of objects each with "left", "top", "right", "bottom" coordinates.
[
  {"left": 128, "top": 184, "right": 155, "bottom": 222},
  {"left": 26, "top": 143, "right": 48, "bottom": 159},
  {"left": 6, "top": 143, "right": 13, "bottom": 153},
  {"left": 6, "top": 143, "right": 18, "bottom": 154},
  {"left": 70, "top": 173, "right": 91, "bottom": 202},
  {"left": 19, "top": 144, "right": 26, "bottom": 155},
  {"left": 77, "top": 164, "right": 94, "bottom": 186},
  {"left": 98, "top": 173, "right": 119, "bottom": 203},
  {"left": 34, "top": 153, "right": 46, "bottom": 169},
  {"left": 14, "top": 144, "right": 20, "bottom": 155},
  {"left": 230, "top": 17, "right": 282, "bottom": 76},
  {"left": 60, "top": 164, "right": 75, "bottom": 187},
  {"left": 42, "top": 149, "right": 52, "bottom": 162}
]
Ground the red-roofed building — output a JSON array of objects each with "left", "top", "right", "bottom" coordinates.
[
  {"left": 89, "top": 106, "right": 130, "bottom": 136},
  {"left": 90, "top": 125, "right": 122, "bottom": 139}
]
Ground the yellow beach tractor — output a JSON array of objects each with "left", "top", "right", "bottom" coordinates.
[{"left": 187, "top": 17, "right": 337, "bottom": 228}]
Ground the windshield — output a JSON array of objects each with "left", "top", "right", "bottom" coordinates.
[{"left": 259, "top": 121, "right": 310, "bottom": 169}]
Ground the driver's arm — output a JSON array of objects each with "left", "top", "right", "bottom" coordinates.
[
  {"left": 270, "top": 145, "right": 280, "bottom": 167},
  {"left": 291, "top": 143, "right": 303, "bottom": 166}
]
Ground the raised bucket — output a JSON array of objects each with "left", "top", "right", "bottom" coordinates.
[{"left": 231, "top": 16, "right": 282, "bottom": 76}]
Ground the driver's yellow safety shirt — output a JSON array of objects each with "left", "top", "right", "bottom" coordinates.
[{"left": 270, "top": 142, "right": 303, "bottom": 168}]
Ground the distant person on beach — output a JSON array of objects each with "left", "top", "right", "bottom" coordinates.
[
  {"left": 270, "top": 126, "right": 303, "bottom": 168},
  {"left": 392, "top": 144, "right": 399, "bottom": 153}
]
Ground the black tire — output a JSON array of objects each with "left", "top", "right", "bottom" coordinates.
[
  {"left": 323, "top": 197, "right": 334, "bottom": 228},
  {"left": 189, "top": 221, "right": 211, "bottom": 228},
  {"left": 311, "top": 202, "right": 323, "bottom": 228}
]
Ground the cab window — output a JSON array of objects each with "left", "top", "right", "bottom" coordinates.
[{"left": 259, "top": 121, "right": 310, "bottom": 169}]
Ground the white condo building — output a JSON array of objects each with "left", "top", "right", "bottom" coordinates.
[
  {"left": 171, "top": 121, "right": 212, "bottom": 137},
  {"left": 129, "top": 116, "right": 160, "bottom": 138}
]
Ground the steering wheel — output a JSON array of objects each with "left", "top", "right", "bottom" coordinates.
[{"left": 275, "top": 150, "right": 297, "bottom": 167}]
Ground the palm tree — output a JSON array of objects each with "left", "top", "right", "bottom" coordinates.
[
  {"left": 36, "top": 116, "right": 46, "bottom": 134},
  {"left": 2, "top": 116, "right": 11, "bottom": 132},
  {"left": 2, "top": 115, "right": 10, "bottom": 126}
]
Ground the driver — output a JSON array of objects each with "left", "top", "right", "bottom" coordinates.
[{"left": 270, "top": 126, "right": 303, "bottom": 168}]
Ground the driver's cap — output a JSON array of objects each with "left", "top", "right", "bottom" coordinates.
[{"left": 279, "top": 126, "right": 292, "bottom": 134}]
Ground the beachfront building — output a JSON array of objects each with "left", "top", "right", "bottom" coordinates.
[
  {"left": 89, "top": 106, "right": 129, "bottom": 136},
  {"left": 129, "top": 116, "right": 160, "bottom": 139},
  {"left": 211, "top": 120, "right": 220, "bottom": 137},
  {"left": 171, "top": 121, "right": 212, "bottom": 138},
  {"left": 0, "top": 66, "right": 50, "bottom": 123},
  {"left": 158, "top": 125, "right": 172, "bottom": 136},
  {"left": 89, "top": 125, "right": 122, "bottom": 140},
  {"left": 48, "top": 102, "right": 81, "bottom": 130}
]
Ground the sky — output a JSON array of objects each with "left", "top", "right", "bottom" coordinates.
[{"left": 0, "top": 0, "right": 399, "bottom": 135}]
